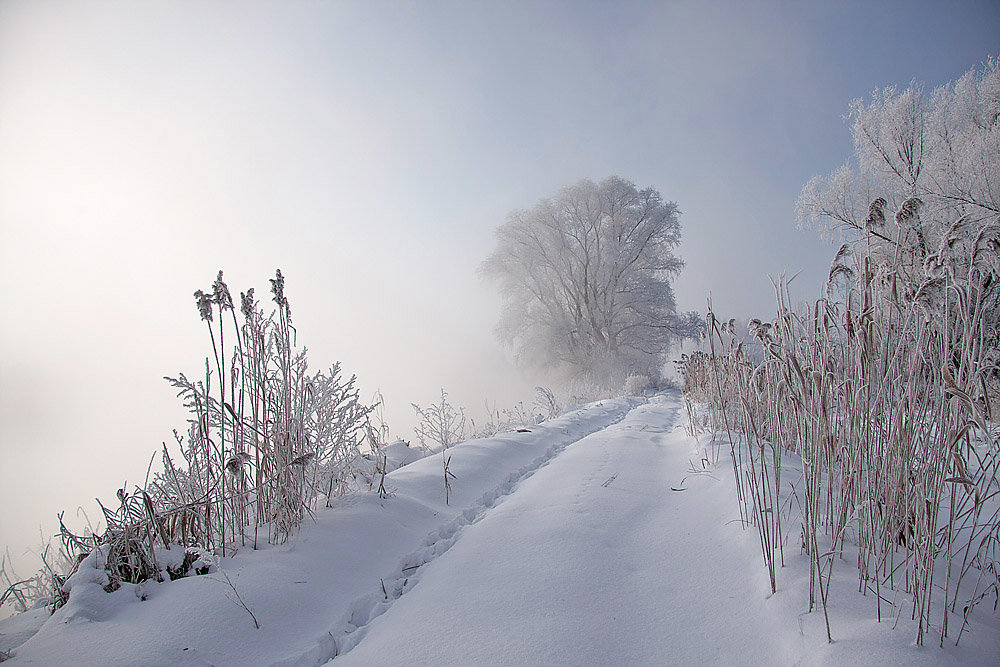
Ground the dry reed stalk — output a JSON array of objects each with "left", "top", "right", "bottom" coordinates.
[
  {"left": 1, "top": 269, "right": 382, "bottom": 617},
  {"left": 683, "top": 212, "right": 1000, "bottom": 646}
]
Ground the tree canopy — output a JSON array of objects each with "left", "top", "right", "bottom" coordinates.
[
  {"left": 482, "top": 176, "right": 699, "bottom": 389},
  {"left": 797, "top": 58, "right": 999, "bottom": 291}
]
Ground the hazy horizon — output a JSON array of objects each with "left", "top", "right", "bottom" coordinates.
[{"left": 1, "top": 0, "right": 998, "bottom": 577}]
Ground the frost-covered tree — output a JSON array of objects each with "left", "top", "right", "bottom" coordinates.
[
  {"left": 481, "top": 176, "right": 700, "bottom": 389},
  {"left": 797, "top": 58, "right": 999, "bottom": 290},
  {"left": 797, "top": 58, "right": 1000, "bottom": 410}
]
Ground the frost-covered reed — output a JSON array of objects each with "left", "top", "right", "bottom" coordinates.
[
  {"left": 680, "top": 210, "right": 1000, "bottom": 646},
  {"left": 158, "top": 270, "right": 376, "bottom": 552},
  {"left": 2, "top": 270, "right": 377, "bottom": 616}
]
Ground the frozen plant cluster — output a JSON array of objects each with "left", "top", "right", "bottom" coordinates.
[
  {"left": 1, "top": 270, "right": 378, "bottom": 618},
  {"left": 685, "top": 60, "right": 1000, "bottom": 647}
]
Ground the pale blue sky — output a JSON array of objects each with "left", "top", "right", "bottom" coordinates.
[{"left": 1, "top": 0, "right": 998, "bottom": 570}]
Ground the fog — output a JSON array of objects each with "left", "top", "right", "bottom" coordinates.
[{"left": 1, "top": 0, "right": 997, "bottom": 576}]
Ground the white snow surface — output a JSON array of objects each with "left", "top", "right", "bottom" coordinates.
[
  {"left": 379, "top": 439, "right": 425, "bottom": 471},
  {"left": 3, "top": 392, "right": 998, "bottom": 665}
]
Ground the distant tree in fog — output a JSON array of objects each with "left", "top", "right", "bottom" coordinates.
[{"left": 481, "top": 176, "right": 701, "bottom": 389}]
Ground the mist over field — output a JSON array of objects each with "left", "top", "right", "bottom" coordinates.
[{"left": 1, "top": 2, "right": 999, "bottom": 659}]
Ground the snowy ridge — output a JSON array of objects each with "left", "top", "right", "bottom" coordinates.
[
  {"left": 4, "top": 398, "right": 641, "bottom": 666},
  {"left": 275, "top": 397, "right": 644, "bottom": 665}
]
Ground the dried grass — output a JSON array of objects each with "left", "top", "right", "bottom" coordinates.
[
  {"left": 2, "top": 270, "right": 378, "bottom": 618},
  {"left": 680, "top": 214, "right": 1000, "bottom": 646}
]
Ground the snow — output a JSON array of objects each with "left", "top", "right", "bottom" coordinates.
[
  {"left": 331, "top": 394, "right": 793, "bottom": 665},
  {"left": 3, "top": 392, "right": 998, "bottom": 665},
  {"left": 379, "top": 439, "right": 425, "bottom": 471},
  {"left": 2, "top": 398, "right": 638, "bottom": 664}
]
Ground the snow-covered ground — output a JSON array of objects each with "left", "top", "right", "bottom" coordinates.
[{"left": 3, "top": 392, "right": 998, "bottom": 665}]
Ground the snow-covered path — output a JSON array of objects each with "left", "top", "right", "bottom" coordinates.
[
  {"left": 331, "top": 394, "right": 791, "bottom": 665},
  {"left": 8, "top": 392, "right": 996, "bottom": 665}
]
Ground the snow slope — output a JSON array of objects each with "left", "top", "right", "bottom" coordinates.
[
  {"left": 4, "top": 392, "right": 998, "bottom": 665},
  {"left": 3, "top": 398, "right": 639, "bottom": 665}
]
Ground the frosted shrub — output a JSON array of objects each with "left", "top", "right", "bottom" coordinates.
[
  {"left": 5, "top": 270, "right": 379, "bottom": 616},
  {"left": 533, "top": 386, "right": 562, "bottom": 421},
  {"left": 622, "top": 374, "right": 650, "bottom": 396},
  {"left": 412, "top": 390, "right": 466, "bottom": 452},
  {"left": 565, "top": 378, "right": 605, "bottom": 407},
  {"left": 412, "top": 390, "right": 468, "bottom": 506},
  {"left": 469, "top": 400, "right": 536, "bottom": 439}
]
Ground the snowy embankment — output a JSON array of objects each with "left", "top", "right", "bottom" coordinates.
[
  {"left": 328, "top": 395, "right": 999, "bottom": 666},
  {"left": 4, "top": 392, "right": 999, "bottom": 665},
  {"left": 2, "top": 398, "right": 639, "bottom": 665}
]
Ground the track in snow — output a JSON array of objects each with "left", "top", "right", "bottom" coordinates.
[
  {"left": 276, "top": 398, "right": 644, "bottom": 665},
  {"left": 326, "top": 393, "right": 798, "bottom": 666}
]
